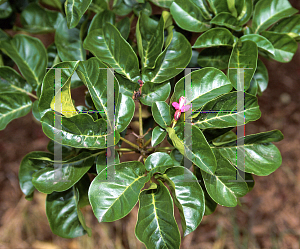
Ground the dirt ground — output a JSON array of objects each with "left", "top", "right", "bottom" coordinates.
[{"left": 1, "top": 2, "right": 300, "bottom": 249}]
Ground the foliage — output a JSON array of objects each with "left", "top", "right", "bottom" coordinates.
[{"left": 0, "top": 0, "right": 298, "bottom": 248}]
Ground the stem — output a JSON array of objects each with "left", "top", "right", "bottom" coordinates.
[
  {"left": 144, "top": 138, "right": 151, "bottom": 147},
  {"left": 115, "top": 148, "right": 136, "bottom": 152},
  {"left": 155, "top": 147, "right": 175, "bottom": 151},
  {"left": 139, "top": 101, "right": 143, "bottom": 138},
  {"left": 120, "top": 137, "right": 140, "bottom": 150},
  {"left": 27, "top": 92, "right": 38, "bottom": 100}
]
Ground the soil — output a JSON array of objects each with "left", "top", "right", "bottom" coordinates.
[{"left": 1, "top": 1, "right": 300, "bottom": 248}]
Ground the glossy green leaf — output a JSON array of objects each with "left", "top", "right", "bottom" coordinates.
[
  {"left": 201, "top": 149, "right": 249, "bottom": 207},
  {"left": 46, "top": 182, "right": 91, "bottom": 238},
  {"left": 197, "top": 47, "right": 231, "bottom": 70},
  {"left": 193, "top": 28, "right": 235, "bottom": 48},
  {"left": 170, "top": 0, "right": 211, "bottom": 32},
  {"left": 190, "top": 0, "right": 212, "bottom": 20},
  {"left": 210, "top": 12, "right": 242, "bottom": 31},
  {"left": 39, "top": 61, "right": 79, "bottom": 118},
  {"left": 0, "top": 66, "right": 32, "bottom": 94},
  {"left": 240, "top": 34, "right": 275, "bottom": 56},
  {"left": 89, "top": 0, "right": 108, "bottom": 13},
  {"left": 228, "top": 40, "right": 258, "bottom": 91},
  {"left": 166, "top": 125, "right": 217, "bottom": 175},
  {"left": 84, "top": 23, "right": 140, "bottom": 81},
  {"left": 65, "top": 0, "right": 92, "bottom": 29},
  {"left": 254, "top": 59, "right": 268, "bottom": 94},
  {"left": 163, "top": 166, "right": 205, "bottom": 236},
  {"left": 89, "top": 161, "right": 148, "bottom": 222},
  {"left": 152, "top": 101, "right": 171, "bottom": 128},
  {"left": 40, "top": 0, "right": 63, "bottom": 10},
  {"left": 88, "top": 10, "right": 115, "bottom": 33},
  {"left": 116, "top": 17, "right": 130, "bottom": 40},
  {"left": 142, "top": 31, "right": 192, "bottom": 83},
  {"left": 215, "top": 130, "right": 284, "bottom": 176},
  {"left": 206, "top": 0, "right": 229, "bottom": 15},
  {"left": 113, "top": 0, "right": 133, "bottom": 16},
  {"left": 252, "top": 0, "right": 298, "bottom": 34},
  {"left": 133, "top": 1, "right": 152, "bottom": 16},
  {"left": 212, "top": 130, "right": 237, "bottom": 146},
  {"left": 0, "top": 93, "right": 32, "bottom": 130},
  {"left": 0, "top": 1, "right": 12, "bottom": 19},
  {"left": 0, "top": 35, "right": 47, "bottom": 90},
  {"left": 55, "top": 19, "right": 86, "bottom": 61},
  {"left": 270, "top": 14, "right": 300, "bottom": 40},
  {"left": 145, "top": 152, "right": 173, "bottom": 176},
  {"left": 149, "top": 0, "right": 173, "bottom": 8},
  {"left": 96, "top": 151, "right": 120, "bottom": 174},
  {"left": 237, "top": 0, "right": 253, "bottom": 25},
  {"left": 115, "top": 73, "right": 140, "bottom": 97},
  {"left": 47, "top": 140, "right": 78, "bottom": 161},
  {"left": 171, "top": 68, "right": 232, "bottom": 111},
  {"left": 41, "top": 111, "right": 120, "bottom": 149},
  {"left": 151, "top": 126, "right": 167, "bottom": 146},
  {"left": 32, "top": 152, "right": 94, "bottom": 194},
  {"left": 19, "top": 152, "right": 54, "bottom": 200},
  {"left": 136, "top": 13, "right": 164, "bottom": 68},
  {"left": 261, "top": 31, "right": 298, "bottom": 63},
  {"left": 140, "top": 81, "right": 170, "bottom": 106},
  {"left": 170, "top": 149, "right": 183, "bottom": 166},
  {"left": 135, "top": 181, "right": 181, "bottom": 249},
  {"left": 115, "top": 93, "right": 135, "bottom": 132},
  {"left": 193, "top": 92, "right": 261, "bottom": 129},
  {"left": 47, "top": 43, "right": 60, "bottom": 68},
  {"left": 246, "top": 78, "right": 258, "bottom": 96},
  {"left": 20, "top": 3, "right": 63, "bottom": 33}
]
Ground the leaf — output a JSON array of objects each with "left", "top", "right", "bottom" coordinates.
[
  {"left": 206, "top": 0, "right": 230, "bottom": 15},
  {"left": 90, "top": 0, "right": 108, "bottom": 13},
  {"left": 254, "top": 59, "right": 268, "bottom": 94},
  {"left": 193, "top": 92, "right": 261, "bottom": 129},
  {"left": 140, "top": 81, "right": 171, "bottom": 106},
  {"left": 149, "top": 0, "right": 173, "bottom": 8},
  {"left": 193, "top": 28, "right": 235, "bottom": 48},
  {"left": 0, "top": 1, "right": 12, "bottom": 19},
  {"left": 135, "top": 181, "right": 181, "bottom": 249},
  {"left": 197, "top": 47, "right": 231, "bottom": 70},
  {"left": 210, "top": 12, "right": 243, "bottom": 31},
  {"left": 201, "top": 149, "right": 249, "bottom": 207},
  {"left": 152, "top": 101, "right": 171, "bottom": 128},
  {"left": 88, "top": 10, "right": 115, "bottom": 33},
  {"left": 246, "top": 78, "right": 258, "bottom": 96},
  {"left": 65, "top": 0, "right": 92, "bottom": 29},
  {"left": 170, "top": 0, "right": 211, "bottom": 32},
  {"left": 89, "top": 161, "right": 148, "bottom": 222},
  {"left": 144, "top": 152, "right": 173, "bottom": 176},
  {"left": 166, "top": 125, "right": 217, "bottom": 174},
  {"left": 212, "top": 130, "right": 237, "bottom": 146},
  {"left": 116, "top": 17, "right": 130, "bottom": 40},
  {"left": 269, "top": 14, "right": 300, "bottom": 40},
  {"left": 252, "top": 0, "right": 298, "bottom": 34},
  {"left": 163, "top": 166, "right": 205, "bottom": 236},
  {"left": 20, "top": 3, "right": 64, "bottom": 33},
  {"left": 0, "top": 66, "right": 32, "bottom": 94},
  {"left": 240, "top": 34, "right": 275, "bottom": 56},
  {"left": 19, "top": 152, "right": 54, "bottom": 200},
  {"left": 237, "top": 0, "right": 253, "bottom": 25},
  {"left": 0, "top": 34, "right": 47, "bottom": 90},
  {"left": 170, "top": 149, "right": 183, "bottom": 166},
  {"left": 47, "top": 140, "right": 78, "bottom": 160},
  {"left": 0, "top": 93, "right": 32, "bottom": 130},
  {"left": 133, "top": 1, "right": 152, "bottom": 16},
  {"left": 55, "top": 19, "right": 86, "bottom": 61},
  {"left": 151, "top": 126, "right": 167, "bottom": 146},
  {"left": 115, "top": 73, "right": 140, "bottom": 97},
  {"left": 46, "top": 182, "right": 91, "bottom": 238},
  {"left": 142, "top": 31, "right": 192, "bottom": 83},
  {"left": 41, "top": 111, "right": 120, "bottom": 149},
  {"left": 228, "top": 40, "right": 258, "bottom": 91},
  {"left": 136, "top": 13, "right": 164, "bottom": 68},
  {"left": 215, "top": 130, "right": 284, "bottom": 176},
  {"left": 96, "top": 151, "right": 120, "bottom": 174},
  {"left": 190, "top": 0, "right": 212, "bottom": 20},
  {"left": 261, "top": 31, "right": 298, "bottom": 63},
  {"left": 113, "top": 0, "right": 133, "bottom": 16},
  {"left": 32, "top": 152, "right": 94, "bottom": 194},
  {"left": 84, "top": 23, "right": 140, "bottom": 81},
  {"left": 40, "top": 0, "right": 63, "bottom": 10},
  {"left": 47, "top": 43, "right": 60, "bottom": 68},
  {"left": 171, "top": 67, "right": 232, "bottom": 110},
  {"left": 115, "top": 93, "right": 135, "bottom": 132}
]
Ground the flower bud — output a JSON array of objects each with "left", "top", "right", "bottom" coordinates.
[{"left": 174, "top": 110, "right": 181, "bottom": 121}]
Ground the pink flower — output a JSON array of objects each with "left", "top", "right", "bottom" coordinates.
[{"left": 172, "top": 97, "right": 191, "bottom": 121}]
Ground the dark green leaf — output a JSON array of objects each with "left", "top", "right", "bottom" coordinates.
[
  {"left": 240, "top": 34, "right": 275, "bottom": 56},
  {"left": 149, "top": 0, "right": 173, "bottom": 8},
  {"left": 252, "top": 0, "right": 298, "bottom": 34},
  {"left": 145, "top": 152, "right": 173, "bottom": 176},
  {"left": 140, "top": 81, "right": 171, "bottom": 106},
  {"left": 253, "top": 59, "right": 268, "bottom": 94},
  {"left": 40, "top": 0, "right": 62, "bottom": 10},
  {"left": 135, "top": 181, "right": 181, "bottom": 249},
  {"left": 152, "top": 101, "right": 171, "bottom": 128},
  {"left": 88, "top": 10, "right": 115, "bottom": 33},
  {"left": 206, "top": 0, "right": 230, "bottom": 15},
  {"left": 116, "top": 17, "right": 130, "bottom": 39},
  {"left": 0, "top": 1, "right": 12, "bottom": 19},
  {"left": 237, "top": 0, "right": 252, "bottom": 25},
  {"left": 269, "top": 14, "right": 300, "bottom": 40},
  {"left": 228, "top": 40, "right": 258, "bottom": 91},
  {"left": 246, "top": 78, "right": 258, "bottom": 96},
  {"left": 261, "top": 31, "right": 298, "bottom": 63},
  {"left": 133, "top": 1, "right": 152, "bottom": 16},
  {"left": 170, "top": 0, "right": 211, "bottom": 32},
  {"left": 113, "top": 0, "right": 133, "bottom": 16},
  {"left": 190, "top": 0, "right": 212, "bottom": 20},
  {"left": 0, "top": 34, "right": 47, "bottom": 90},
  {"left": 151, "top": 126, "right": 167, "bottom": 146},
  {"left": 96, "top": 151, "right": 120, "bottom": 174},
  {"left": 212, "top": 130, "right": 237, "bottom": 146},
  {"left": 89, "top": 0, "right": 108, "bottom": 13},
  {"left": 84, "top": 23, "right": 140, "bottom": 81},
  {"left": 193, "top": 28, "right": 235, "bottom": 48},
  {"left": 115, "top": 73, "right": 140, "bottom": 97},
  {"left": 89, "top": 161, "right": 148, "bottom": 222},
  {"left": 201, "top": 149, "right": 249, "bottom": 207},
  {"left": 115, "top": 93, "right": 135, "bottom": 132},
  {"left": 65, "top": 0, "right": 92, "bottom": 29},
  {"left": 197, "top": 47, "right": 231, "bottom": 70},
  {"left": 193, "top": 92, "right": 261, "bottom": 129},
  {"left": 47, "top": 43, "right": 60, "bottom": 68},
  {"left": 47, "top": 140, "right": 78, "bottom": 160},
  {"left": 41, "top": 111, "right": 120, "bottom": 149},
  {"left": 170, "top": 148, "right": 183, "bottom": 166},
  {"left": 210, "top": 12, "right": 243, "bottom": 31}
]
